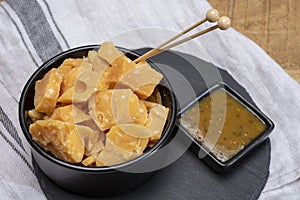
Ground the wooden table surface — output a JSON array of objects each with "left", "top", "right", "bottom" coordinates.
[
  {"left": 1, "top": 0, "right": 299, "bottom": 83},
  {"left": 208, "top": 0, "right": 300, "bottom": 83}
]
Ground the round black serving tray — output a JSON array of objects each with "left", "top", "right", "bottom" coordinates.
[{"left": 33, "top": 48, "right": 270, "bottom": 200}]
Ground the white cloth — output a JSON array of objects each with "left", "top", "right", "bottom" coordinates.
[{"left": 0, "top": 0, "right": 299, "bottom": 199}]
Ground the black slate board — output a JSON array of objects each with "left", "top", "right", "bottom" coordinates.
[{"left": 33, "top": 49, "right": 271, "bottom": 200}]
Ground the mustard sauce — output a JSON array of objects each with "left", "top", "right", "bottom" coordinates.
[{"left": 180, "top": 89, "right": 266, "bottom": 162}]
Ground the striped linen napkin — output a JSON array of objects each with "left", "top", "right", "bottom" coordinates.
[{"left": 0, "top": 0, "right": 299, "bottom": 199}]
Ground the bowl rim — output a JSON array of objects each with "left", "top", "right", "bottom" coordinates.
[{"left": 19, "top": 44, "right": 177, "bottom": 172}]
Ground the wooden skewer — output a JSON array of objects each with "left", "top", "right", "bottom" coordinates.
[
  {"left": 140, "top": 16, "right": 231, "bottom": 60},
  {"left": 134, "top": 10, "right": 231, "bottom": 63},
  {"left": 134, "top": 9, "right": 220, "bottom": 63},
  {"left": 138, "top": 25, "right": 219, "bottom": 61}
]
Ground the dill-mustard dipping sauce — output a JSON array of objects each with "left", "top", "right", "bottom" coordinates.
[{"left": 180, "top": 88, "right": 266, "bottom": 162}]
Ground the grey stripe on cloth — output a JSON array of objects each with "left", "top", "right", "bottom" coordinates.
[
  {"left": 0, "top": 130, "right": 34, "bottom": 173},
  {"left": 6, "top": 0, "right": 63, "bottom": 62},
  {"left": 0, "top": 106, "right": 27, "bottom": 154},
  {"left": 40, "top": 0, "right": 70, "bottom": 49},
  {"left": 0, "top": 4, "right": 39, "bottom": 67}
]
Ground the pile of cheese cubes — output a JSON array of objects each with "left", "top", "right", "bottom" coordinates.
[{"left": 28, "top": 42, "right": 169, "bottom": 166}]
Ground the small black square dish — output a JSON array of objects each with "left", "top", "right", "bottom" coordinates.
[{"left": 178, "top": 82, "right": 274, "bottom": 173}]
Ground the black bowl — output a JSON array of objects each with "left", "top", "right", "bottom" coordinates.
[{"left": 19, "top": 45, "right": 177, "bottom": 196}]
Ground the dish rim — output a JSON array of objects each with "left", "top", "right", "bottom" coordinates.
[{"left": 177, "top": 82, "right": 275, "bottom": 169}]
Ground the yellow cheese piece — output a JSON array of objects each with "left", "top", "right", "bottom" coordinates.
[
  {"left": 107, "top": 125, "right": 148, "bottom": 154},
  {"left": 28, "top": 109, "right": 46, "bottom": 122},
  {"left": 149, "top": 129, "right": 163, "bottom": 143},
  {"left": 81, "top": 155, "right": 104, "bottom": 167},
  {"left": 77, "top": 119, "right": 101, "bottom": 131},
  {"left": 75, "top": 125, "right": 105, "bottom": 156},
  {"left": 61, "top": 67, "right": 79, "bottom": 94},
  {"left": 89, "top": 89, "right": 147, "bottom": 131},
  {"left": 97, "top": 42, "right": 138, "bottom": 89},
  {"left": 113, "top": 55, "right": 136, "bottom": 73},
  {"left": 142, "top": 101, "right": 166, "bottom": 142},
  {"left": 82, "top": 155, "right": 96, "bottom": 166},
  {"left": 109, "top": 55, "right": 136, "bottom": 86},
  {"left": 88, "top": 50, "right": 109, "bottom": 73},
  {"left": 82, "top": 156, "right": 105, "bottom": 167},
  {"left": 117, "top": 62, "right": 163, "bottom": 99},
  {"left": 34, "top": 68, "right": 62, "bottom": 115},
  {"left": 117, "top": 104, "right": 169, "bottom": 138},
  {"left": 50, "top": 104, "right": 90, "bottom": 123},
  {"left": 95, "top": 159, "right": 104, "bottom": 167},
  {"left": 147, "top": 141, "right": 157, "bottom": 148},
  {"left": 97, "top": 42, "right": 123, "bottom": 64},
  {"left": 113, "top": 90, "right": 147, "bottom": 125},
  {"left": 142, "top": 100, "right": 159, "bottom": 110},
  {"left": 57, "top": 87, "right": 73, "bottom": 104},
  {"left": 29, "top": 119, "right": 84, "bottom": 163},
  {"left": 57, "top": 58, "right": 83, "bottom": 77},
  {"left": 137, "top": 85, "right": 159, "bottom": 99},
  {"left": 88, "top": 50, "right": 111, "bottom": 91},
  {"left": 145, "top": 89, "right": 162, "bottom": 105},
  {"left": 96, "top": 68, "right": 111, "bottom": 91},
  {"left": 95, "top": 138, "right": 140, "bottom": 166},
  {"left": 60, "top": 59, "right": 92, "bottom": 94},
  {"left": 73, "top": 70, "right": 100, "bottom": 102}
]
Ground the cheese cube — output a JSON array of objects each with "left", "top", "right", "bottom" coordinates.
[
  {"left": 57, "top": 87, "right": 73, "bottom": 104},
  {"left": 34, "top": 68, "right": 62, "bottom": 115},
  {"left": 97, "top": 42, "right": 123, "bottom": 64},
  {"left": 107, "top": 125, "right": 148, "bottom": 154},
  {"left": 29, "top": 119, "right": 84, "bottom": 163},
  {"left": 60, "top": 59, "right": 92, "bottom": 94},
  {"left": 89, "top": 89, "right": 148, "bottom": 131},
  {"left": 117, "top": 62, "right": 163, "bottom": 99},
  {"left": 50, "top": 104, "right": 90, "bottom": 123},
  {"left": 57, "top": 58, "right": 83, "bottom": 77}
]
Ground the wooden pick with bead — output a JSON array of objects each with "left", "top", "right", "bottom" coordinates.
[{"left": 134, "top": 9, "right": 231, "bottom": 63}]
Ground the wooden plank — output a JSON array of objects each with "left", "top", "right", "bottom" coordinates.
[{"left": 208, "top": 0, "right": 300, "bottom": 83}]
